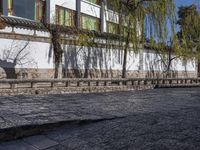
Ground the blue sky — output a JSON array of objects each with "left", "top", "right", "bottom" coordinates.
[
  {"left": 145, "top": 0, "right": 199, "bottom": 40},
  {"left": 174, "top": 0, "right": 199, "bottom": 33},
  {"left": 175, "top": 0, "right": 197, "bottom": 6},
  {"left": 175, "top": 0, "right": 200, "bottom": 9}
]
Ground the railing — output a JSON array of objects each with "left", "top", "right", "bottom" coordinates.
[{"left": 0, "top": 78, "right": 199, "bottom": 89}]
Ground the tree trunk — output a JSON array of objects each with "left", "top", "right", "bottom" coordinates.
[
  {"left": 122, "top": 31, "right": 130, "bottom": 78},
  {"left": 54, "top": 60, "right": 59, "bottom": 79},
  {"left": 51, "top": 29, "right": 63, "bottom": 79},
  {"left": 122, "top": 47, "right": 128, "bottom": 78},
  {"left": 166, "top": 48, "right": 172, "bottom": 78},
  {"left": 4, "top": 68, "right": 17, "bottom": 79},
  {"left": 84, "top": 47, "right": 91, "bottom": 78},
  {"left": 54, "top": 54, "right": 63, "bottom": 79}
]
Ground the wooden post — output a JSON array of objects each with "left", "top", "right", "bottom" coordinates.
[
  {"left": 162, "top": 79, "right": 165, "bottom": 84},
  {"left": 10, "top": 83, "right": 16, "bottom": 89},
  {"left": 190, "top": 79, "right": 192, "bottom": 84},
  {"left": 31, "top": 82, "right": 37, "bottom": 88},
  {"left": 77, "top": 81, "right": 80, "bottom": 87},
  {"left": 51, "top": 82, "right": 55, "bottom": 88},
  {"left": 169, "top": 79, "right": 172, "bottom": 84},
  {"left": 66, "top": 81, "right": 69, "bottom": 87},
  {"left": 144, "top": 80, "right": 147, "bottom": 85},
  {"left": 88, "top": 81, "right": 91, "bottom": 87},
  {"left": 96, "top": 81, "right": 99, "bottom": 86},
  {"left": 151, "top": 79, "right": 154, "bottom": 85},
  {"left": 181, "top": 79, "right": 184, "bottom": 84}
]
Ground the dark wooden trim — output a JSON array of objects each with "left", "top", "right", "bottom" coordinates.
[
  {"left": 76, "top": 0, "right": 81, "bottom": 28},
  {"left": 0, "top": 32, "right": 51, "bottom": 43},
  {"left": 2, "top": 0, "right": 8, "bottom": 16}
]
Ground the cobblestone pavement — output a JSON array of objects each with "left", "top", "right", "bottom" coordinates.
[{"left": 1, "top": 88, "right": 200, "bottom": 149}]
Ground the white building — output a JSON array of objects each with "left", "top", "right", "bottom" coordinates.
[{"left": 0, "top": 0, "right": 197, "bottom": 79}]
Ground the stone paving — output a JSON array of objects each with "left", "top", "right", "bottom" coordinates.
[{"left": 0, "top": 88, "right": 200, "bottom": 149}]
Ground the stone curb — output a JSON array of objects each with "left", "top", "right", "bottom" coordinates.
[{"left": 155, "top": 84, "right": 200, "bottom": 88}]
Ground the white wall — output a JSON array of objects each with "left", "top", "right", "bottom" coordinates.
[
  {"left": 143, "top": 52, "right": 164, "bottom": 71},
  {"left": 0, "top": 38, "right": 53, "bottom": 69},
  {"left": 0, "top": 27, "right": 197, "bottom": 78},
  {"left": 64, "top": 46, "right": 142, "bottom": 71},
  {"left": 0, "top": 37, "right": 196, "bottom": 72},
  {"left": 172, "top": 58, "right": 196, "bottom": 71},
  {"left": 143, "top": 51, "right": 196, "bottom": 72}
]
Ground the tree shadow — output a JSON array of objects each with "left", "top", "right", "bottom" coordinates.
[
  {"left": 0, "top": 40, "right": 36, "bottom": 79},
  {"left": 143, "top": 51, "right": 194, "bottom": 78},
  {"left": 62, "top": 42, "right": 119, "bottom": 78}
]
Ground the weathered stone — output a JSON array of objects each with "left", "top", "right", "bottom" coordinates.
[
  {"left": 0, "top": 140, "right": 37, "bottom": 150},
  {"left": 0, "top": 88, "right": 200, "bottom": 149},
  {"left": 23, "top": 135, "right": 58, "bottom": 150}
]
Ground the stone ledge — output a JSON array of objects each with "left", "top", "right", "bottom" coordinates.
[
  {"left": 0, "top": 85, "right": 155, "bottom": 96},
  {"left": 155, "top": 84, "right": 200, "bottom": 88},
  {"left": 0, "top": 83, "right": 200, "bottom": 96}
]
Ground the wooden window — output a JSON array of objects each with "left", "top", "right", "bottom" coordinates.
[
  {"left": 8, "top": 0, "right": 13, "bottom": 15},
  {"left": 120, "top": 26, "right": 129, "bottom": 37},
  {"left": 81, "top": 14, "right": 100, "bottom": 32},
  {"left": 107, "top": 21, "right": 119, "bottom": 34},
  {"left": 56, "top": 6, "right": 75, "bottom": 27},
  {"left": 0, "top": 0, "right": 2, "bottom": 14},
  {"left": 7, "top": 0, "right": 45, "bottom": 21},
  {"left": 35, "top": 0, "right": 46, "bottom": 21}
]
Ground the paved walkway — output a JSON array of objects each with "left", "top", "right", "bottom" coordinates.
[{"left": 0, "top": 88, "right": 200, "bottom": 149}]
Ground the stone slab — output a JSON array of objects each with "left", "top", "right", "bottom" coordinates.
[
  {"left": 0, "top": 88, "right": 200, "bottom": 143},
  {"left": 23, "top": 135, "right": 58, "bottom": 150}
]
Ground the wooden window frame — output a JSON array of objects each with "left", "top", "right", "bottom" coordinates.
[
  {"left": 8, "top": 0, "right": 13, "bottom": 15},
  {"left": 35, "top": 0, "right": 46, "bottom": 21},
  {"left": 81, "top": 13, "right": 100, "bottom": 32},
  {"left": 106, "top": 21, "right": 119, "bottom": 34},
  {"left": 0, "top": 0, "right": 3, "bottom": 14},
  {"left": 55, "top": 5, "right": 76, "bottom": 27}
]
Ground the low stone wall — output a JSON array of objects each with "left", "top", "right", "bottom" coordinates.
[
  {"left": 0, "top": 85, "right": 155, "bottom": 96},
  {"left": 0, "top": 68, "right": 55, "bottom": 79},
  {"left": 0, "top": 78, "right": 199, "bottom": 96}
]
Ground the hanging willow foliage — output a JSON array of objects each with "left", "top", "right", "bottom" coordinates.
[
  {"left": 177, "top": 4, "right": 200, "bottom": 59},
  {"left": 108, "top": 0, "right": 175, "bottom": 44},
  {"left": 107, "top": 0, "right": 176, "bottom": 77}
]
